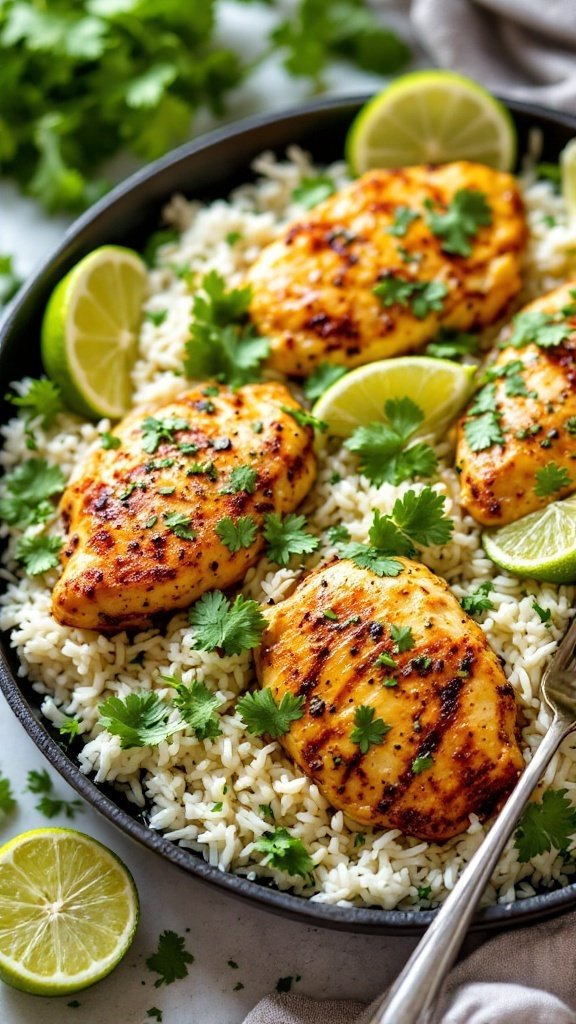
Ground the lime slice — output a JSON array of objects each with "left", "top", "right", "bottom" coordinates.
[
  {"left": 347, "top": 71, "right": 516, "bottom": 175},
  {"left": 483, "top": 495, "right": 576, "bottom": 583},
  {"left": 0, "top": 828, "right": 139, "bottom": 996},
  {"left": 312, "top": 356, "right": 476, "bottom": 440},
  {"left": 41, "top": 245, "right": 148, "bottom": 420},
  {"left": 561, "top": 138, "right": 576, "bottom": 222}
]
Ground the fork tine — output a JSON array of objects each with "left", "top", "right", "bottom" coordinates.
[{"left": 542, "top": 613, "right": 576, "bottom": 684}]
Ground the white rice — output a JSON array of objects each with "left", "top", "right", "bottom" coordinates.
[{"left": 2, "top": 149, "right": 576, "bottom": 910}]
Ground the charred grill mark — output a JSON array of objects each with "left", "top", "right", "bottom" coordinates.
[{"left": 303, "top": 312, "right": 359, "bottom": 340}]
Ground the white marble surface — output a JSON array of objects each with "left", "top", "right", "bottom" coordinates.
[{"left": 0, "top": 4, "right": 431, "bottom": 1021}]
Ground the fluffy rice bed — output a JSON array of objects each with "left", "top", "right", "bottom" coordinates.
[{"left": 2, "top": 148, "right": 576, "bottom": 911}]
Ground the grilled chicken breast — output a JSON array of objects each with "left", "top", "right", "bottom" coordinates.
[
  {"left": 52, "top": 382, "right": 316, "bottom": 632},
  {"left": 457, "top": 281, "right": 576, "bottom": 525},
  {"left": 248, "top": 162, "right": 526, "bottom": 377},
  {"left": 255, "top": 559, "right": 523, "bottom": 842}
]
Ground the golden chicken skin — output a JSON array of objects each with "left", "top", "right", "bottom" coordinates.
[
  {"left": 254, "top": 559, "right": 523, "bottom": 843},
  {"left": 52, "top": 382, "right": 316, "bottom": 632},
  {"left": 247, "top": 162, "right": 526, "bottom": 377},
  {"left": 457, "top": 281, "right": 576, "bottom": 526}
]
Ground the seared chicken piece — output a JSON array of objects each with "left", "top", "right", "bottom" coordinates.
[
  {"left": 255, "top": 559, "right": 523, "bottom": 842},
  {"left": 457, "top": 281, "right": 576, "bottom": 525},
  {"left": 52, "top": 383, "right": 316, "bottom": 632},
  {"left": 248, "top": 162, "right": 526, "bottom": 376}
]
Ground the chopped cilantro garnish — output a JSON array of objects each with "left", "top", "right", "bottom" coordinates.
[
  {"left": 327, "top": 523, "right": 350, "bottom": 544},
  {"left": 461, "top": 581, "right": 494, "bottom": 615},
  {"left": 508, "top": 311, "right": 571, "bottom": 350},
  {"left": 350, "top": 705, "right": 391, "bottom": 753},
  {"left": 26, "top": 768, "right": 51, "bottom": 794},
  {"left": 225, "top": 231, "right": 242, "bottom": 246},
  {"left": 141, "top": 416, "right": 189, "bottom": 454},
  {"left": 412, "top": 754, "right": 434, "bottom": 774},
  {"left": 16, "top": 533, "right": 62, "bottom": 575},
  {"left": 425, "top": 327, "right": 480, "bottom": 360},
  {"left": 303, "top": 362, "right": 347, "bottom": 401},
  {"left": 146, "top": 930, "right": 194, "bottom": 988},
  {"left": 259, "top": 803, "right": 275, "bottom": 821},
  {"left": 515, "top": 789, "right": 576, "bottom": 862},
  {"left": 0, "top": 458, "right": 66, "bottom": 527},
  {"left": 215, "top": 515, "right": 258, "bottom": 552},
  {"left": 100, "top": 431, "right": 121, "bottom": 450},
  {"left": 375, "top": 652, "right": 396, "bottom": 668},
  {"left": 164, "top": 511, "right": 196, "bottom": 540},
  {"left": 144, "top": 309, "right": 168, "bottom": 327},
  {"left": 220, "top": 465, "right": 258, "bottom": 495},
  {"left": 255, "top": 827, "right": 313, "bottom": 879},
  {"left": 345, "top": 396, "right": 438, "bottom": 486},
  {"left": 99, "top": 691, "right": 173, "bottom": 749},
  {"left": 59, "top": 715, "right": 80, "bottom": 741},
  {"left": 565, "top": 417, "right": 576, "bottom": 435},
  {"left": 323, "top": 608, "right": 339, "bottom": 621},
  {"left": 417, "top": 885, "right": 432, "bottom": 901},
  {"left": 26, "top": 768, "right": 82, "bottom": 818},
  {"left": 162, "top": 675, "right": 222, "bottom": 740},
  {"left": 263, "top": 512, "right": 319, "bottom": 566},
  {"left": 534, "top": 462, "right": 571, "bottom": 498},
  {"left": 0, "top": 774, "right": 16, "bottom": 815},
  {"left": 424, "top": 188, "right": 492, "bottom": 257},
  {"left": 387, "top": 205, "right": 419, "bottom": 237},
  {"left": 188, "top": 590, "right": 266, "bottom": 656},
  {"left": 390, "top": 624, "right": 414, "bottom": 652},
  {"left": 533, "top": 601, "right": 552, "bottom": 625},
  {"left": 354, "top": 832, "right": 366, "bottom": 848},
  {"left": 291, "top": 175, "right": 335, "bottom": 209},
  {"left": 464, "top": 410, "right": 504, "bottom": 452},
  {"left": 373, "top": 276, "right": 448, "bottom": 319},
  {"left": 237, "top": 688, "right": 305, "bottom": 738},
  {"left": 6, "top": 377, "right": 63, "bottom": 427},
  {"left": 280, "top": 405, "right": 328, "bottom": 433}
]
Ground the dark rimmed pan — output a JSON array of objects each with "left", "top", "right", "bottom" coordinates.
[{"left": 2, "top": 94, "right": 576, "bottom": 935}]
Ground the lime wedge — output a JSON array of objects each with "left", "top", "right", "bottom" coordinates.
[
  {"left": 561, "top": 138, "right": 576, "bottom": 222},
  {"left": 483, "top": 495, "right": 576, "bottom": 583},
  {"left": 41, "top": 245, "right": 148, "bottom": 420},
  {"left": 0, "top": 828, "right": 139, "bottom": 996},
  {"left": 347, "top": 71, "right": 516, "bottom": 175},
  {"left": 312, "top": 356, "right": 476, "bottom": 440}
]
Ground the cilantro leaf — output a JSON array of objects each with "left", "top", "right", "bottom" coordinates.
[
  {"left": 533, "top": 601, "right": 552, "bottom": 624},
  {"left": 188, "top": 590, "right": 266, "bottom": 656},
  {"left": 368, "top": 509, "right": 415, "bottom": 557},
  {"left": 387, "top": 205, "right": 420, "bottom": 237},
  {"left": 350, "top": 705, "right": 391, "bottom": 754},
  {"left": 534, "top": 463, "right": 571, "bottom": 498},
  {"left": 425, "top": 328, "right": 480, "bottom": 360},
  {"left": 6, "top": 378, "right": 63, "bottom": 426},
  {"left": 263, "top": 512, "right": 319, "bottom": 566},
  {"left": 390, "top": 624, "right": 414, "bottom": 652},
  {"left": 255, "top": 827, "right": 313, "bottom": 880},
  {"left": 237, "top": 688, "right": 305, "bottom": 738},
  {"left": 35, "top": 794, "right": 84, "bottom": 820},
  {"left": 164, "top": 512, "right": 196, "bottom": 541},
  {"left": 303, "top": 362, "right": 347, "bottom": 402},
  {"left": 219, "top": 465, "right": 258, "bottom": 495},
  {"left": 26, "top": 768, "right": 52, "bottom": 794},
  {"left": 16, "top": 533, "right": 63, "bottom": 575},
  {"left": 215, "top": 515, "right": 258, "bottom": 552},
  {"left": 464, "top": 411, "right": 504, "bottom": 452},
  {"left": 100, "top": 431, "right": 121, "bottom": 450},
  {"left": 141, "top": 417, "right": 189, "bottom": 454},
  {"left": 146, "top": 930, "right": 194, "bottom": 988},
  {"left": 327, "top": 523, "right": 350, "bottom": 544},
  {"left": 338, "top": 542, "right": 404, "bottom": 578},
  {"left": 412, "top": 754, "right": 434, "bottom": 774},
  {"left": 292, "top": 176, "right": 335, "bottom": 209},
  {"left": 345, "top": 397, "right": 437, "bottom": 486},
  {"left": 59, "top": 716, "right": 80, "bottom": 741},
  {"left": 0, "top": 775, "right": 16, "bottom": 815},
  {"left": 515, "top": 789, "right": 576, "bottom": 862},
  {"left": 374, "top": 275, "right": 448, "bottom": 319},
  {"left": 461, "top": 581, "right": 494, "bottom": 615},
  {"left": 390, "top": 488, "right": 454, "bottom": 547},
  {"left": 0, "top": 458, "right": 66, "bottom": 528},
  {"left": 165, "top": 676, "right": 222, "bottom": 740},
  {"left": 424, "top": 189, "right": 492, "bottom": 257},
  {"left": 98, "top": 691, "right": 173, "bottom": 749},
  {"left": 508, "top": 311, "right": 570, "bottom": 350},
  {"left": 280, "top": 406, "right": 327, "bottom": 433},
  {"left": 194, "top": 270, "right": 252, "bottom": 325},
  {"left": 0, "top": 254, "right": 23, "bottom": 308}
]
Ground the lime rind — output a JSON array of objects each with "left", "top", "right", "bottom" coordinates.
[{"left": 482, "top": 495, "right": 576, "bottom": 583}]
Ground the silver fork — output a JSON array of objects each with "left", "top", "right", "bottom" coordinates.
[{"left": 367, "top": 614, "right": 576, "bottom": 1024}]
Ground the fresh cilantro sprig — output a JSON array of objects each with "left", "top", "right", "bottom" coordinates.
[
  {"left": 255, "top": 827, "right": 314, "bottom": 880},
  {"left": 0, "top": 774, "right": 16, "bottom": 816},
  {"left": 303, "top": 363, "right": 347, "bottom": 402},
  {"left": 292, "top": 176, "right": 335, "bottom": 209},
  {"left": 461, "top": 581, "right": 494, "bottom": 615},
  {"left": 0, "top": 458, "right": 66, "bottom": 528},
  {"left": 163, "top": 675, "right": 222, "bottom": 740},
  {"left": 373, "top": 276, "right": 448, "bottom": 320},
  {"left": 424, "top": 189, "right": 492, "bottom": 257},
  {"left": 515, "top": 789, "right": 576, "bottom": 862},
  {"left": 25, "top": 768, "right": 83, "bottom": 819},
  {"left": 507, "top": 311, "right": 571, "bottom": 350},
  {"left": 220, "top": 465, "right": 258, "bottom": 495},
  {"left": 184, "top": 272, "right": 268, "bottom": 388},
  {"left": 263, "top": 512, "right": 319, "bottom": 566},
  {"left": 237, "top": 688, "right": 305, "bottom": 738},
  {"left": 141, "top": 417, "right": 189, "bottom": 455},
  {"left": 215, "top": 515, "right": 258, "bottom": 552},
  {"left": 463, "top": 382, "right": 504, "bottom": 453},
  {"left": 345, "top": 396, "right": 438, "bottom": 486},
  {"left": 146, "top": 930, "right": 194, "bottom": 988},
  {"left": 98, "top": 691, "right": 174, "bottom": 749},
  {"left": 350, "top": 705, "right": 391, "bottom": 753},
  {"left": 188, "top": 590, "right": 266, "bottom": 656},
  {"left": 280, "top": 406, "right": 328, "bottom": 433},
  {"left": 534, "top": 463, "right": 572, "bottom": 498},
  {"left": 6, "top": 378, "right": 63, "bottom": 427},
  {"left": 412, "top": 754, "right": 434, "bottom": 774},
  {"left": 16, "top": 533, "right": 63, "bottom": 575},
  {"left": 390, "top": 624, "right": 414, "bottom": 652},
  {"left": 164, "top": 512, "right": 196, "bottom": 541}
]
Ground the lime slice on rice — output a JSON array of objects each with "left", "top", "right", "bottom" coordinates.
[
  {"left": 0, "top": 828, "right": 139, "bottom": 996},
  {"left": 346, "top": 71, "right": 516, "bottom": 175},
  {"left": 41, "top": 245, "right": 148, "bottom": 421},
  {"left": 483, "top": 495, "right": 576, "bottom": 583},
  {"left": 561, "top": 137, "right": 576, "bottom": 222},
  {"left": 312, "top": 356, "right": 476, "bottom": 440}
]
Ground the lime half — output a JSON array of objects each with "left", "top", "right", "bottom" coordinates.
[
  {"left": 347, "top": 71, "right": 516, "bottom": 174},
  {"left": 41, "top": 245, "right": 148, "bottom": 420},
  {"left": 483, "top": 495, "right": 576, "bottom": 583},
  {"left": 312, "top": 356, "right": 476, "bottom": 440},
  {"left": 0, "top": 828, "right": 139, "bottom": 996}
]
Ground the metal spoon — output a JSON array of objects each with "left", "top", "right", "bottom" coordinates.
[{"left": 367, "top": 615, "right": 576, "bottom": 1024}]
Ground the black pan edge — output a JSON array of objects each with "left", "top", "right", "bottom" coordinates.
[{"left": 2, "top": 94, "right": 576, "bottom": 936}]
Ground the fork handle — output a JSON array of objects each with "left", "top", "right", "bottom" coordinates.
[{"left": 366, "top": 713, "right": 575, "bottom": 1024}]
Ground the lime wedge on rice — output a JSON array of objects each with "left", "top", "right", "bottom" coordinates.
[
  {"left": 346, "top": 71, "right": 516, "bottom": 175},
  {"left": 0, "top": 828, "right": 139, "bottom": 996},
  {"left": 561, "top": 137, "right": 576, "bottom": 222},
  {"left": 483, "top": 495, "right": 576, "bottom": 583},
  {"left": 41, "top": 245, "right": 148, "bottom": 421},
  {"left": 312, "top": 356, "right": 476, "bottom": 440}
]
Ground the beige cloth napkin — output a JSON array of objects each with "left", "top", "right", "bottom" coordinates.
[
  {"left": 242, "top": 907, "right": 576, "bottom": 1022},
  {"left": 410, "top": 0, "right": 576, "bottom": 113}
]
